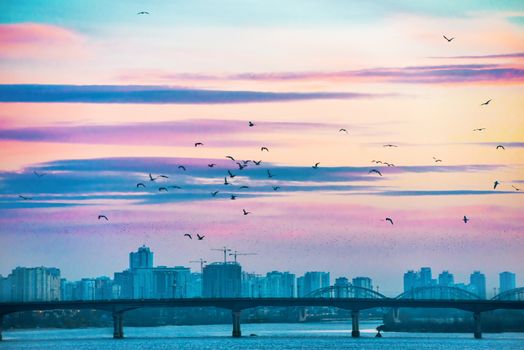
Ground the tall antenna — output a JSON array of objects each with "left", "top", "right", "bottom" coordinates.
[
  {"left": 229, "top": 251, "right": 257, "bottom": 263},
  {"left": 211, "top": 246, "right": 231, "bottom": 263}
]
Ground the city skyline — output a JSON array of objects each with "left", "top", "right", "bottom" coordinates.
[{"left": 1, "top": 1, "right": 523, "bottom": 299}]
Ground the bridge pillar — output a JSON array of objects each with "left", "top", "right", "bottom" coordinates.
[
  {"left": 0, "top": 314, "right": 3, "bottom": 341},
  {"left": 232, "top": 310, "right": 241, "bottom": 338},
  {"left": 351, "top": 310, "right": 360, "bottom": 338},
  {"left": 113, "top": 312, "right": 124, "bottom": 339},
  {"left": 473, "top": 311, "right": 482, "bottom": 339}
]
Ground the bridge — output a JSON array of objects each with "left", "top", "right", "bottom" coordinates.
[{"left": 1, "top": 286, "right": 523, "bottom": 341}]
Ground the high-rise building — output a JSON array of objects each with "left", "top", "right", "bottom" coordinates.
[
  {"left": 438, "top": 271, "right": 455, "bottom": 287},
  {"left": 187, "top": 273, "right": 202, "bottom": 298},
  {"left": 130, "top": 245, "right": 154, "bottom": 269},
  {"left": 499, "top": 271, "right": 516, "bottom": 293},
  {"left": 241, "top": 272, "right": 265, "bottom": 297},
  {"left": 420, "top": 267, "right": 433, "bottom": 287},
  {"left": 469, "top": 271, "right": 486, "bottom": 299},
  {"left": 334, "top": 277, "right": 350, "bottom": 298},
  {"left": 79, "top": 278, "right": 96, "bottom": 300},
  {"left": 113, "top": 270, "right": 134, "bottom": 299},
  {"left": 265, "top": 271, "right": 295, "bottom": 297},
  {"left": 203, "top": 262, "right": 242, "bottom": 298},
  {"left": 0, "top": 275, "right": 12, "bottom": 302},
  {"left": 153, "top": 266, "right": 190, "bottom": 298},
  {"left": 94, "top": 276, "right": 113, "bottom": 300},
  {"left": 297, "top": 271, "right": 330, "bottom": 297},
  {"left": 9, "top": 267, "right": 61, "bottom": 302},
  {"left": 403, "top": 270, "right": 418, "bottom": 292},
  {"left": 352, "top": 276, "right": 373, "bottom": 297}
]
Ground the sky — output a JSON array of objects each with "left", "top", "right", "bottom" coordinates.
[{"left": 0, "top": 0, "right": 523, "bottom": 296}]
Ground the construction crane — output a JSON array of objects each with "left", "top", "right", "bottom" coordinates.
[
  {"left": 229, "top": 251, "right": 257, "bottom": 263},
  {"left": 211, "top": 246, "right": 231, "bottom": 263},
  {"left": 189, "top": 258, "right": 207, "bottom": 273}
]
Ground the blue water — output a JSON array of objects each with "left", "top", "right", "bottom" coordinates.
[{"left": 1, "top": 321, "right": 523, "bottom": 349}]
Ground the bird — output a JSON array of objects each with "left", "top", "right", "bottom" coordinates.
[
  {"left": 512, "top": 185, "right": 520, "bottom": 191},
  {"left": 184, "top": 233, "right": 192, "bottom": 239},
  {"left": 312, "top": 162, "right": 320, "bottom": 169},
  {"left": 158, "top": 175, "right": 169, "bottom": 179},
  {"left": 230, "top": 194, "right": 237, "bottom": 200},
  {"left": 372, "top": 160, "right": 383, "bottom": 164},
  {"left": 385, "top": 217, "right": 394, "bottom": 225},
  {"left": 243, "top": 209, "right": 251, "bottom": 215},
  {"left": 242, "top": 160, "right": 251, "bottom": 165},
  {"left": 253, "top": 160, "right": 262, "bottom": 166},
  {"left": 226, "top": 156, "right": 236, "bottom": 161},
  {"left": 261, "top": 147, "right": 269, "bottom": 152},
  {"left": 463, "top": 216, "right": 470, "bottom": 223},
  {"left": 267, "top": 170, "right": 274, "bottom": 178},
  {"left": 224, "top": 177, "right": 230, "bottom": 185},
  {"left": 149, "top": 173, "right": 157, "bottom": 181},
  {"left": 208, "top": 163, "right": 216, "bottom": 168},
  {"left": 433, "top": 157, "right": 442, "bottom": 163},
  {"left": 272, "top": 186, "right": 280, "bottom": 191},
  {"left": 384, "top": 162, "right": 395, "bottom": 167},
  {"left": 493, "top": 181, "right": 500, "bottom": 189},
  {"left": 443, "top": 35, "right": 454, "bottom": 42},
  {"left": 249, "top": 121, "right": 255, "bottom": 127},
  {"left": 239, "top": 186, "right": 249, "bottom": 189},
  {"left": 159, "top": 187, "right": 168, "bottom": 192},
  {"left": 236, "top": 162, "right": 246, "bottom": 170},
  {"left": 136, "top": 183, "right": 146, "bottom": 188},
  {"left": 383, "top": 144, "right": 398, "bottom": 147},
  {"left": 369, "top": 169, "right": 382, "bottom": 176},
  {"left": 211, "top": 190, "right": 220, "bottom": 196},
  {"left": 168, "top": 185, "right": 181, "bottom": 189},
  {"left": 18, "top": 195, "right": 32, "bottom": 200},
  {"left": 98, "top": 215, "right": 108, "bottom": 221},
  {"left": 228, "top": 170, "right": 236, "bottom": 178},
  {"left": 339, "top": 128, "right": 348, "bottom": 134},
  {"left": 197, "top": 234, "right": 205, "bottom": 240},
  {"left": 480, "top": 99, "right": 492, "bottom": 106},
  {"left": 137, "top": 11, "right": 150, "bottom": 15},
  {"left": 33, "top": 171, "right": 46, "bottom": 177},
  {"left": 194, "top": 142, "right": 204, "bottom": 147},
  {"left": 496, "top": 145, "right": 505, "bottom": 150},
  {"left": 473, "top": 128, "right": 486, "bottom": 132},
  {"left": 178, "top": 166, "right": 186, "bottom": 171}
]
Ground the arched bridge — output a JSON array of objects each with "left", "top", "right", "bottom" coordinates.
[
  {"left": 396, "top": 286, "right": 482, "bottom": 300},
  {"left": 306, "top": 285, "right": 386, "bottom": 299},
  {"left": 492, "top": 287, "right": 524, "bottom": 301}
]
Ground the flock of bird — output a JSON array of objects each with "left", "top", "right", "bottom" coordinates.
[{"left": 15, "top": 29, "right": 520, "bottom": 247}]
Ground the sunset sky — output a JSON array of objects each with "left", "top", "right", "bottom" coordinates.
[{"left": 0, "top": 1, "right": 523, "bottom": 295}]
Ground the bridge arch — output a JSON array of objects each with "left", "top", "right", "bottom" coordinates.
[
  {"left": 305, "top": 285, "right": 387, "bottom": 299},
  {"left": 396, "top": 286, "right": 481, "bottom": 300},
  {"left": 491, "top": 287, "right": 524, "bottom": 301}
]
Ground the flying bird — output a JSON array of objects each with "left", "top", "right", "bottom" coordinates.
[
  {"left": 339, "top": 128, "right": 348, "bottom": 134},
  {"left": 236, "top": 162, "right": 246, "bottom": 170},
  {"left": 463, "top": 216, "right": 470, "bottom": 223},
  {"left": 168, "top": 185, "right": 181, "bottom": 189},
  {"left": 137, "top": 11, "right": 149, "bottom": 15},
  {"left": 239, "top": 186, "right": 249, "bottom": 189},
  {"left": 159, "top": 187, "right": 168, "bottom": 192},
  {"left": 158, "top": 175, "right": 169, "bottom": 179},
  {"left": 178, "top": 166, "right": 186, "bottom": 171},
  {"left": 473, "top": 128, "right": 486, "bottom": 132},
  {"left": 493, "top": 181, "right": 499, "bottom": 189},
  {"left": 496, "top": 145, "right": 505, "bottom": 150},
  {"left": 512, "top": 185, "right": 520, "bottom": 191},
  {"left": 184, "top": 234, "right": 192, "bottom": 239},
  {"left": 372, "top": 160, "right": 383, "bottom": 164},
  {"left": 211, "top": 190, "right": 220, "bottom": 196},
  {"left": 18, "top": 195, "right": 32, "bottom": 200},
  {"left": 249, "top": 121, "right": 255, "bottom": 127},
  {"left": 243, "top": 209, "right": 251, "bottom": 216},
  {"left": 226, "top": 156, "right": 236, "bottom": 161},
  {"left": 312, "top": 162, "right": 320, "bottom": 169},
  {"left": 480, "top": 99, "right": 492, "bottom": 106},
  {"left": 224, "top": 177, "right": 230, "bottom": 185},
  {"left": 261, "top": 147, "right": 269, "bottom": 152},
  {"left": 383, "top": 144, "right": 398, "bottom": 147},
  {"left": 385, "top": 217, "right": 394, "bottom": 225},
  {"left": 98, "top": 215, "right": 108, "bottom": 221},
  {"left": 228, "top": 170, "right": 236, "bottom": 178},
  {"left": 149, "top": 173, "right": 157, "bottom": 181},
  {"left": 369, "top": 169, "right": 382, "bottom": 176},
  {"left": 33, "top": 171, "right": 46, "bottom": 177},
  {"left": 384, "top": 162, "right": 395, "bottom": 167},
  {"left": 267, "top": 169, "right": 274, "bottom": 178},
  {"left": 272, "top": 186, "right": 280, "bottom": 191},
  {"left": 136, "top": 183, "right": 146, "bottom": 188},
  {"left": 433, "top": 157, "right": 442, "bottom": 163},
  {"left": 194, "top": 142, "right": 204, "bottom": 147},
  {"left": 197, "top": 234, "right": 205, "bottom": 240},
  {"left": 443, "top": 35, "right": 454, "bottom": 42},
  {"left": 208, "top": 164, "right": 216, "bottom": 168},
  {"left": 230, "top": 194, "right": 237, "bottom": 200},
  {"left": 253, "top": 160, "right": 262, "bottom": 165}
]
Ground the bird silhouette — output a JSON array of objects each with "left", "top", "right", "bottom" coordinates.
[
  {"left": 178, "top": 166, "right": 186, "bottom": 171},
  {"left": 385, "top": 217, "right": 394, "bottom": 225},
  {"left": 230, "top": 194, "right": 237, "bottom": 200},
  {"left": 98, "top": 215, "right": 108, "bottom": 221},
  {"left": 463, "top": 216, "right": 470, "bottom": 223},
  {"left": 226, "top": 156, "right": 235, "bottom": 161},
  {"left": 312, "top": 162, "right": 320, "bottom": 169},
  {"left": 512, "top": 185, "right": 520, "bottom": 191},
  {"left": 137, "top": 11, "right": 149, "bottom": 15},
  {"left": 149, "top": 173, "right": 157, "bottom": 181},
  {"left": 480, "top": 99, "right": 492, "bottom": 106},
  {"left": 158, "top": 175, "right": 169, "bottom": 179},
  {"left": 473, "top": 128, "right": 486, "bottom": 131},
  {"left": 339, "top": 128, "right": 348, "bottom": 134},
  {"left": 369, "top": 169, "right": 382, "bottom": 176},
  {"left": 168, "top": 185, "right": 181, "bottom": 189},
  {"left": 18, "top": 195, "right": 32, "bottom": 200},
  {"left": 236, "top": 162, "right": 246, "bottom": 170},
  {"left": 211, "top": 190, "right": 220, "bottom": 196},
  {"left": 249, "top": 121, "right": 255, "bottom": 127},
  {"left": 194, "top": 142, "right": 204, "bottom": 147},
  {"left": 159, "top": 187, "right": 168, "bottom": 192},
  {"left": 443, "top": 35, "right": 454, "bottom": 42},
  {"left": 239, "top": 186, "right": 249, "bottom": 189},
  {"left": 33, "top": 171, "right": 46, "bottom": 177},
  {"left": 261, "top": 147, "right": 269, "bottom": 152},
  {"left": 267, "top": 169, "right": 274, "bottom": 178},
  {"left": 372, "top": 160, "right": 383, "bottom": 164},
  {"left": 433, "top": 157, "right": 442, "bottom": 162},
  {"left": 228, "top": 170, "right": 236, "bottom": 178},
  {"left": 136, "top": 183, "right": 146, "bottom": 188},
  {"left": 224, "top": 177, "right": 230, "bottom": 185},
  {"left": 496, "top": 145, "right": 505, "bottom": 150},
  {"left": 184, "top": 233, "right": 192, "bottom": 239},
  {"left": 272, "top": 186, "right": 280, "bottom": 191},
  {"left": 208, "top": 163, "right": 216, "bottom": 168},
  {"left": 243, "top": 209, "right": 251, "bottom": 215},
  {"left": 253, "top": 160, "right": 262, "bottom": 165},
  {"left": 197, "top": 234, "right": 205, "bottom": 240},
  {"left": 383, "top": 144, "right": 398, "bottom": 147},
  {"left": 384, "top": 162, "right": 395, "bottom": 167},
  {"left": 493, "top": 181, "right": 500, "bottom": 189}
]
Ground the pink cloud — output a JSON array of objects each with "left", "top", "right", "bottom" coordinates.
[{"left": 0, "top": 23, "right": 85, "bottom": 60}]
